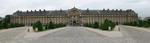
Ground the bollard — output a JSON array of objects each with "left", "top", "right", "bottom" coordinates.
[{"left": 109, "top": 27, "right": 111, "bottom": 31}]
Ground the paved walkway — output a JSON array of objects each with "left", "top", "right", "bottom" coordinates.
[
  {"left": 28, "top": 27, "right": 135, "bottom": 43},
  {"left": 119, "top": 25, "right": 150, "bottom": 43},
  {"left": 0, "top": 26, "right": 150, "bottom": 43},
  {"left": 0, "top": 27, "right": 27, "bottom": 43}
]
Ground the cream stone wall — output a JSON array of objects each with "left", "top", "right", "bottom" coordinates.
[{"left": 10, "top": 13, "right": 138, "bottom": 26}]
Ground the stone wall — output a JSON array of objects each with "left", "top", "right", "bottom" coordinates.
[{"left": 10, "top": 13, "right": 138, "bottom": 26}]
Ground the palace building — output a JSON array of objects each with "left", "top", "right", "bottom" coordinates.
[{"left": 10, "top": 7, "right": 138, "bottom": 26}]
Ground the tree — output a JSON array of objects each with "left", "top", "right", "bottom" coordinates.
[
  {"left": 83, "top": 23, "right": 89, "bottom": 27},
  {"left": 147, "top": 19, "right": 150, "bottom": 26},
  {"left": 123, "top": 19, "right": 150, "bottom": 27},
  {"left": 109, "top": 21, "right": 116, "bottom": 30},
  {"left": 48, "top": 21, "right": 55, "bottom": 29},
  {"left": 33, "top": 21, "right": 43, "bottom": 31},
  {"left": 36, "top": 21, "right": 43, "bottom": 31},
  {"left": 0, "top": 15, "right": 11, "bottom": 28},
  {"left": 5, "top": 15, "right": 11, "bottom": 24},
  {"left": 33, "top": 23, "right": 37, "bottom": 31},
  {"left": 2, "top": 18, "right": 8, "bottom": 28},
  {"left": 45, "top": 25, "right": 48, "bottom": 30},
  {"left": 0, "top": 15, "right": 24, "bottom": 29},
  {"left": 143, "top": 22, "right": 149, "bottom": 27},
  {"left": 57, "top": 23, "right": 66, "bottom": 27},
  {"left": 99, "top": 24, "right": 108, "bottom": 30},
  {"left": 99, "top": 19, "right": 116, "bottom": 30},
  {"left": 133, "top": 21, "right": 137, "bottom": 26},
  {"left": 92, "top": 22, "right": 99, "bottom": 28},
  {"left": 0, "top": 21, "right": 2, "bottom": 24},
  {"left": 138, "top": 20, "right": 143, "bottom": 27},
  {"left": 99, "top": 19, "right": 109, "bottom": 30}
]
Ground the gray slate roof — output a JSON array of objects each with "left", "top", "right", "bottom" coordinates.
[{"left": 14, "top": 9, "right": 135, "bottom": 16}]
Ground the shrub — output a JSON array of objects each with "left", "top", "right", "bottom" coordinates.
[
  {"left": 92, "top": 22, "right": 99, "bottom": 28},
  {"left": 147, "top": 19, "right": 150, "bottom": 26},
  {"left": 123, "top": 19, "right": 150, "bottom": 28},
  {"left": 33, "top": 21, "right": 43, "bottom": 31},
  {"left": 83, "top": 19, "right": 116, "bottom": 31},
  {"left": 83, "top": 23, "right": 89, "bottom": 27},
  {"left": 2, "top": 19, "right": 8, "bottom": 28},
  {"left": 0, "top": 15, "right": 24, "bottom": 29},
  {"left": 99, "top": 24, "right": 109, "bottom": 30},
  {"left": 36, "top": 21, "right": 43, "bottom": 31},
  {"left": 110, "top": 22, "right": 116, "bottom": 30},
  {"left": 137, "top": 20, "right": 143, "bottom": 27},
  {"left": 99, "top": 19, "right": 116, "bottom": 30},
  {"left": 33, "top": 23, "right": 37, "bottom": 31},
  {"left": 47, "top": 21, "right": 55, "bottom": 29},
  {"left": 56, "top": 23, "right": 66, "bottom": 27},
  {"left": 32, "top": 21, "right": 66, "bottom": 32},
  {"left": 47, "top": 21, "right": 66, "bottom": 29},
  {"left": 83, "top": 23, "right": 93, "bottom": 27}
]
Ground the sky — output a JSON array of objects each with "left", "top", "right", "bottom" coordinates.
[{"left": 0, "top": 0, "right": 150, "bottom": 18}]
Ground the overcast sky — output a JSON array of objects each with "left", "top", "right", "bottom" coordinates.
[{"left": 0, "top": 0, "right": 150, "bottom": 18}]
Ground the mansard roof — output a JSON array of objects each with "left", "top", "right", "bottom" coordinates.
[
  {"left": 13, "top": 9, "right": 136, "bottom": 16},
  {"left": 15, "top": 10, "right": 68, "bottom": 16},
  {"left": 80, "top": 10, "right": 132, "bottom": 15}
]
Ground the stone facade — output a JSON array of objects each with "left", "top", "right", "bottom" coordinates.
[{"left": 10, "top": 7, "right": 138, "bottom": 26}]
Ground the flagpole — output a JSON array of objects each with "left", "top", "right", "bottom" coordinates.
[{"left": 73, "top": 0, "right": 76, "bottom": 8}]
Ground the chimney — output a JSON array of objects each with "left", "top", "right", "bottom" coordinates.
[
  {"left": 27, "top": 10, "right": 29, "bottom": 13},
  {"left": 119, "top": 9, "right": 122, "bottom": 12},
  {"left": 34, "top": 10, "right": 36, "bottom": 12},
  {"left": 107, "top": 9, "right": 110, "bottom": 11},
  {"left": 31, "top": 10, "right": 33, "bottom": 12},
  {"left": 87, "top": 8, "right": 89, "bottom": 12},
  {"left": 112, "top": 9, "right": 114, "bottom": 12},
  {"left": 116, "top": 9, "right": 118, "bottom": 11},
  {"left": 44, "top": 9, "right": 46, "bottom": 12},
  {"left": 102, "top": 9, "right": 105, "bottom": 11},
  {"left": 60, "top": 9, "right": 62, "bottom": 12},
  {"left": 39, "top": 9, "right": 42, "bottom": 12}
]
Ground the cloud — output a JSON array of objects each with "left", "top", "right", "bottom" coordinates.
[{"left": 0, "top": 0, "right": 150, "bottom": 18}]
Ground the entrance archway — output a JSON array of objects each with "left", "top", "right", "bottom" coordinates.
[
  {"left": 69, "top": 20, "right": 80, "bottom": 26},
  {"left": 73, "top": 21, "right": 77, "bottom": 26}
]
